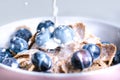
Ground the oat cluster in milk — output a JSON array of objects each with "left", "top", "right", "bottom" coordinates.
[{"left": 0, "top": 19, "right": 119, "bottom": 73}]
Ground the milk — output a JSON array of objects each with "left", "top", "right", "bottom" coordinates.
[{"left": 53, "top": 0, "right": 58, "bottom": 26}]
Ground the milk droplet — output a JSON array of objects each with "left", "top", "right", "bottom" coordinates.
[{"left": 24, "top": 2, "right": 29, "bottom": 6}]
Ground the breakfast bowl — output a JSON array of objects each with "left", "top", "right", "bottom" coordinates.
[{"left": 0, "top": 17, "right": 120, "bottom": 80}]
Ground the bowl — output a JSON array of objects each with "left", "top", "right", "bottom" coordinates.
[{"left": 0, "top": 17, "right": 120, "bottom": 80}]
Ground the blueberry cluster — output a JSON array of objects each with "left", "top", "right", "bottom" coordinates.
[
  {"left": 8, "top": 24, "right": 53, "bottom": 71},
  {"left": 9, "top": 28, "right": 32, "bottom": 53},
  {"left": 0, "top": 27, "right": 32, "bottom": 68},
  {"left": 0, "top": 20, "right": 56, "bottom": 71},
  {"left": 35, "top": 20, "right": 75, "bottom": 49},
  {"left": 33, "top": 20, "right": 75, "bottom": 71},
  {"left": 35, "top": 20, "right": 102, "bottom": 70},
  {"left": 71, "top": 44, "right": 101, "bottom": 69},
  {"left": 83, "top": 44, "right": 100, "bottom": 60}
]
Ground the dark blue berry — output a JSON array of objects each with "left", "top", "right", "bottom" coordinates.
[
  {"left": 53, "top": 25, "right": 75, "bottom": 44},
  {"left": 71, "top": 49, "right": 93, "bottom": 69},
  {"left": 35, "top": 30, "right": 51, "bottom": 47},
  {"left": 14, "top": 28, "right": 32, "bottom": 42},
  {"left": 102, "top": 41, "right": 110, "bottom": 44},
  {"left": 0, "top": 48, "right": 12, "bottom": 63},
  {"left": 113, "top": 50, "right": 120, "bottom": 64},
  {"left": 31, "top": 51, "right": 52, "bottom": 71},
  {"left": 45, "top": 20, "right": 54, "bottom": 28},
  {"left": 37, "top": 20, "right": 54, "bottom": 32},
  {"left": 9, "top": 37, "right": 28, "bottom": 53},
  {"left": 2, "top": 58, "right": 19, "bottom": 68},
  {"left": 83, "top": 44, "right": 100, "bottom": 60}
]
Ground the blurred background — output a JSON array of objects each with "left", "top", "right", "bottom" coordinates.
[{"left": 0, "top": 0, "right": 120, "bottom": 26}]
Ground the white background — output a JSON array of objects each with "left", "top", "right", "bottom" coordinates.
[{"left": 0, "top": 0, "right": 120, "bottom": 26}]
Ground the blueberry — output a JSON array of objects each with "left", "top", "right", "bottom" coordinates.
[
  {"left": 71, "top": 49, "right": 93, "bottom": 69},
  {"left": 14, "top": 28, "right": 32, "bottom": 42},
  {"left": 37, "top": 20, "right": 54, "bottom": 33},
  {"left": 35, "top": 30, "right": 51, "bottom": 47},
  {"left": 31, "top": 51, "right": 52, "bottom": 71},
  {"left": 102, "top": 41, "right": 110, "bottom": 44},
  {"left": 9, "top": 37, "right": 28, "bottom": 53},
  {"left": 112, "top": 50, "right": 120, "bottom": 64},
  {"left": 45, "top": 20, "right": 54, "bottom": 28},
  {"left": 53, "top": 25, "right": 75, "bottom": 44},
  {"left": 2, "top": 58, "right": 19, "bottom": 68},
  {"left": 0, "top": 48, "right": 12, "bottom": 63},
  {"left": 83, "top": 44, "right": 100, "bottom": 60}
]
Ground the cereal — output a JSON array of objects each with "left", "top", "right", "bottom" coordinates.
[{"left": 0, "top": 20, "right": 117, "bottom": 73}]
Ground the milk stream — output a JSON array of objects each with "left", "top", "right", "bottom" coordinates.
[{"left": 53, "top": 0, "right": 58, "bottom": 26}]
